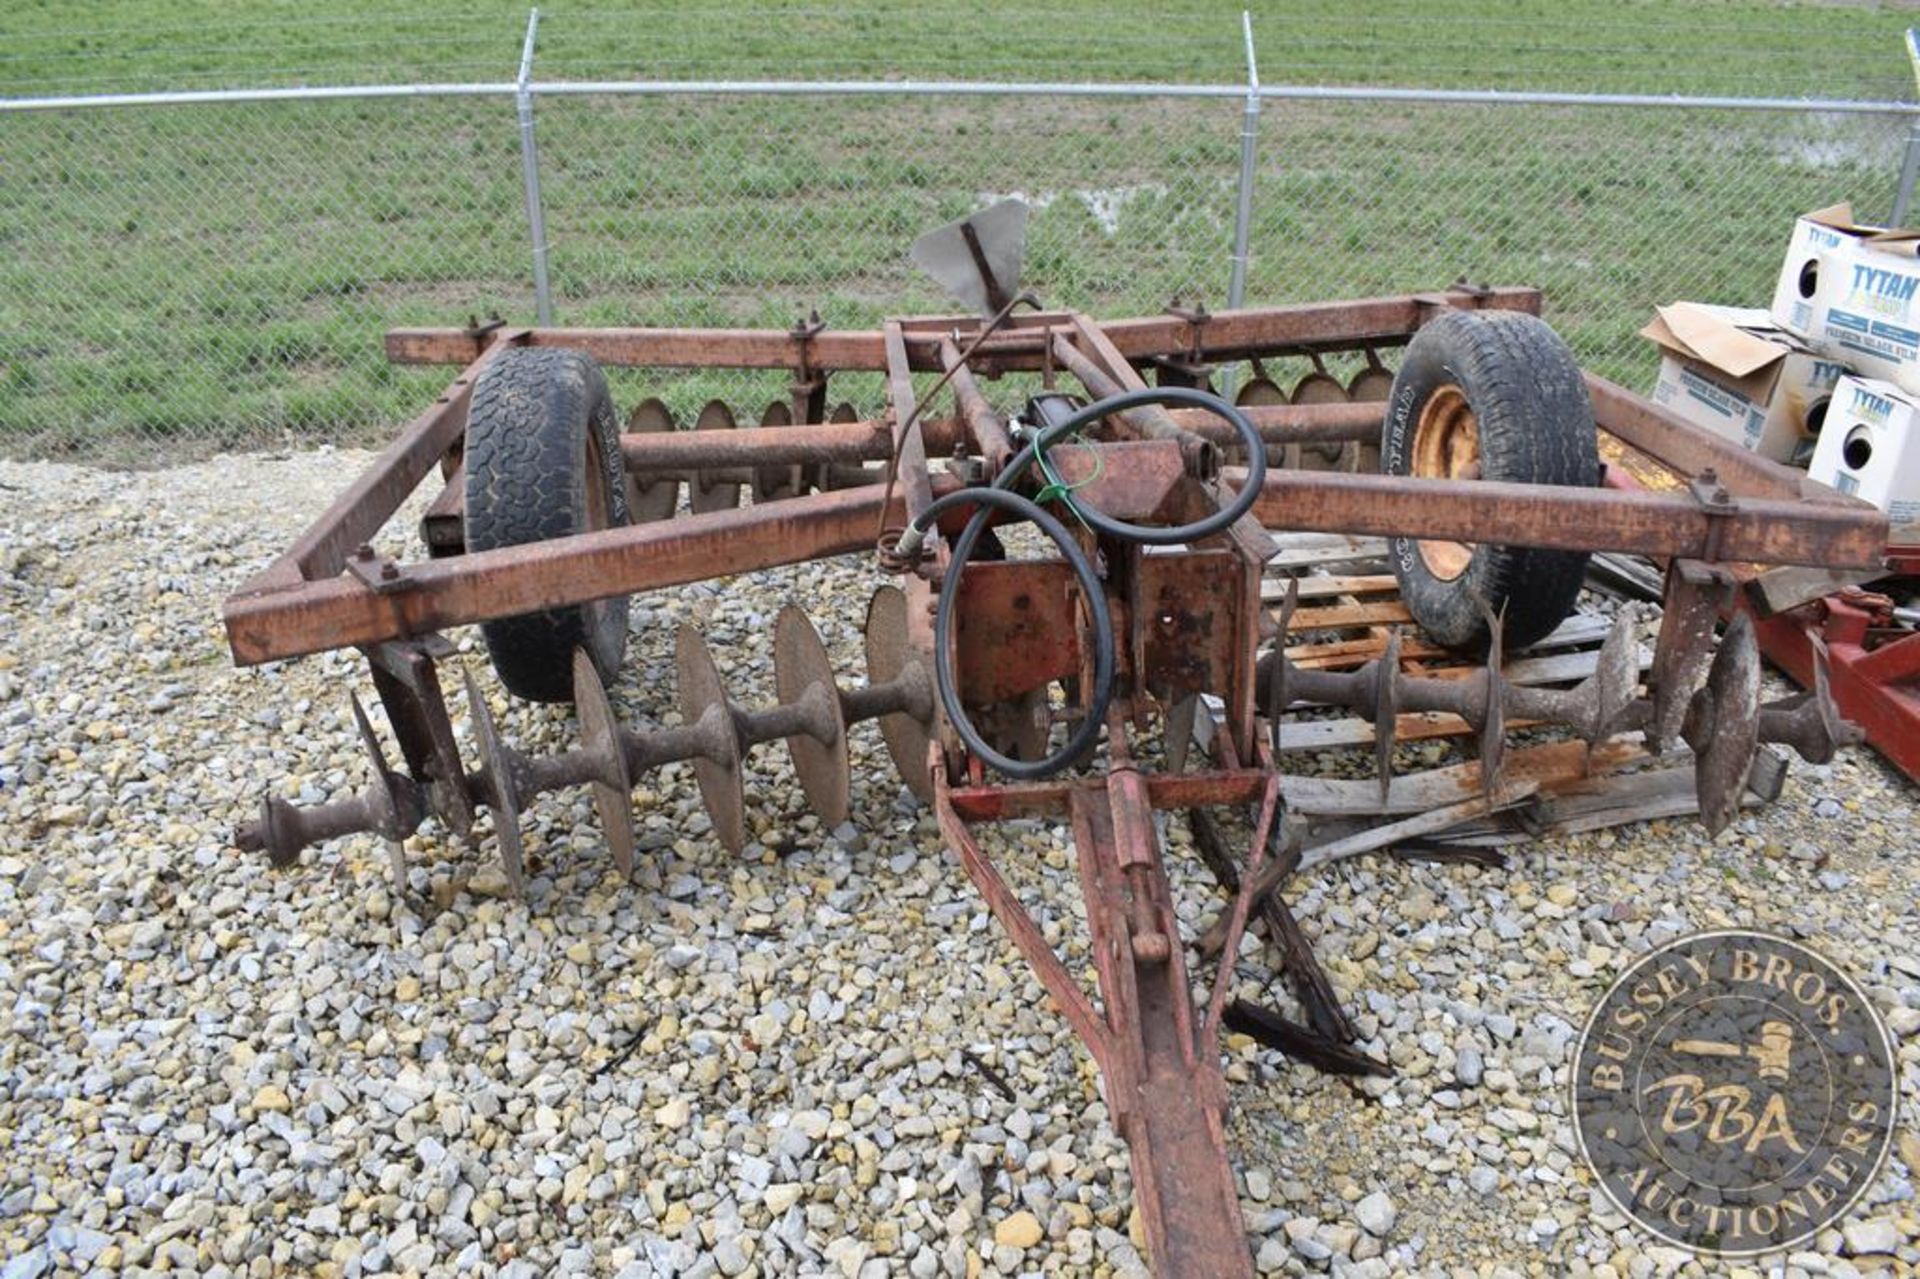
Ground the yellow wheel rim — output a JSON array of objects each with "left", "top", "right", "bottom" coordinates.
[{"left": 1411, "top": 383, "right": 1481, "bottom": 581}]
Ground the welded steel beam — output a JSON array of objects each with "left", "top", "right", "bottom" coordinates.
[
  {"left": 229, "top": 459, "right": 1885, "bottom": 667},
  {"left": 616, "top": 402, "right": 1382, "bottom": 472},
  {"left": 383, "top": 288, "right": 1541, "bottom": 369},
  {"left": 1238, "top": 469, "right": 1888, "bottom": 570},
  {"left": 226, "top": 485, "right": 900, "bottom": 665}
]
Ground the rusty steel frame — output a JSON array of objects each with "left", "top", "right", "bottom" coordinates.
[{"left": 222, "top": 288, "right": 1892, "bottom": 1279}]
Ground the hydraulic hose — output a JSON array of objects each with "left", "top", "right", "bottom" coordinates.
[
  {"left": 999, "top": 385, "right": 1266, "bottom": 543},
  {"left": 898, "top": 386, "right": 1261, "bottom": 779},
  {"left": 911, "top": 487, "right": 1114, "bottom": 780}
]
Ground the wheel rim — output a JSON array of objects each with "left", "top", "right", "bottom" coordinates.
[{"left": 1410, "top": 383, "right": 1480, "bottom": 581}]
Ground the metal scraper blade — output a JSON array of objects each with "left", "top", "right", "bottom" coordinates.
[{"left": 910, "top": 198, "right": 1028, "bottom": 315}]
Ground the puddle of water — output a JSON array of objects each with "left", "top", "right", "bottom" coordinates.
[
  {"left": 1776, "top": 136, "right": 1871, "bottom": 170},
  {"left": 976, "top": 182, "right": 1172, "bottom": 235}
]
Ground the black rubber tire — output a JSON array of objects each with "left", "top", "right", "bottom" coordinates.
[
  {"left": 1382, "top": 310, "right": 1599, "bottom": 653},
  {"left": 464, "top": 348, "right": 630, "bottom": 702}
]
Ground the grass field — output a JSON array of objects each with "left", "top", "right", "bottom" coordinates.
[{"left": 0, "top": 2, "right": 1914, "bottom": 458}]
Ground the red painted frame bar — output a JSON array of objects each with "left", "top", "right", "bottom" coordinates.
[
  {"left": 227, "top": 464, "right": 1885, "bottom": 669},
  {"left": 933, "top": 755, "right": 1257, "bottom": 1279},
  {"left": 1238, "top": 470, "right": 1886, "bottom": 570},
  {"left": 382, "top": 288, "right": 1544, "bottom": 370},
  {"left": 226, "top": 485, "right": 902, "bottom": 665},
  {"left": 1750, "top": 596, "right": 1920, "bottom": 784}
]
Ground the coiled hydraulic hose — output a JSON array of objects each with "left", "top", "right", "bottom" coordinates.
[{"left": 896, "top": 387, "right": 1265, "bottom": 780}]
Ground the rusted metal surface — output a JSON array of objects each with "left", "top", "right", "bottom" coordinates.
[
  {"left": 364, "top": 637, "right": 473, "bottom": 837},
  {"left": 382, "top": 286, "right": 1543, "bottom": 370},
  {"left": 687, "top": 400, "right": 744, "bottom": 514},
  {"left": 882, "top": 321, "right": 935, "bottom": 531},
  {"left": 1065, "top": 772, "right": 1254, "bottom": 1278},
  {"left": 227, "top": 485, "right": 906, "bottom": 664},
  {"left": 1240, "top": 469, "right": 1887, "bottom": 569},
  {"left": 1046, "top": 440, "right": 1188, "bottom": 522},
  {"left": 931, "top": 737, "right": 1262, "bottom": 1277},
  {"left": 238, "top": 586, "right": 939, "bottom": 885},
  {"left": 626, "top": 398, "right": 684, "bottom": 521},
  {"left": 938, "top": 336, "right": 1014, "bottom": 475},
  {"left": 774, "top": 604, "right": 853, "bottom": 827},
  {"left": 861, "top": 586, "right": 936, "bottom": 801},
  {"left": 612, "top": 402, "right": 1381, "bottom": 476},
  {"left": 226, "top": 288, "right": 1889, "bottom": 1279},
  {"left": 1051, "top": 327, "right": 1217, "bottom": 476},
  {"left": 951, "top": 560, "right": 1085, "bottom": 706}
]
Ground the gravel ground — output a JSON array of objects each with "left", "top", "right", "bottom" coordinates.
[{"left": 1, "top": 449, "right": 1918, "bottom": 1279}]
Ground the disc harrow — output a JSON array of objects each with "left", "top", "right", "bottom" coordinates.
[
  {"left": 223, "top": 258, "right": 1890, "bottom": 1279},
  {"left": 237, "top": 594, "right": 934, "bottom": 894}
]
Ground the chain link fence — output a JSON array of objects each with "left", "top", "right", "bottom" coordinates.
[
  {"left": 1248, "top": 100, "right": 1907, "bottom": 386},
  {"left": 1, "top": 32, "right": 1915, "bottom": 461},
  {"left": 1, "top": 96, "right": 534, "bottom": 460}
]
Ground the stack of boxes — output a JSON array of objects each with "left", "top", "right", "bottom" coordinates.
[{"left": 1644, "top": 202, "right": 1920, "bottom": 536}]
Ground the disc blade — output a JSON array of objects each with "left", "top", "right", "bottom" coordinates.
[
  {"left": 1586, "top": 609, "right": 1641, "bottom": 744},
  {"left": 1687, "top": 613, "right": 1761, "bottom": 836},
  {"left": 572, "top": 648, "right": 637, "bottom": 880},
  {"left": 774, "top": 605, "right": 850, "bottom": 827},
  {"left": 674, "top": 625, "right": 747, "bottom": 852},
  {"left": 350, "top": 694, "right": 411, "bottom": 886},
  {"left": 864, "top": 586, "right": 934, "bottom": 803},
  {"left": 1479, "top": 605, "right": 1507, "bottom": 798},
  {"left": 1374, "top": 629, "right": 1401, "bottom": 805},
  {"left": 689, "top": 400, "right": 743, "bottom": 514},
  {"left": 1346, "top": 367, "right": 1394, "bottom": 403},
  {"left": 1234, "top": 376, "right": 1288, "bottom": 407},
  {"left": 754, "top": 400, "right": 799, "bottom": 502},
  {"left": 462, "top": 671, "right": 527, "bottom": 897},
  {"left": 1235, "top": 375, "right": 1289, "bottom": 467},
  {"left": 1290, "top": 371, "right": 1350, "bottom": 469},
  {"left": 626, "top": 398, "right": 682, "bottom": 523}
]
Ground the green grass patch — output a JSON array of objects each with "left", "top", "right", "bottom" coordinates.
[{"left": 0, "top": 2, "right": 1912, "bottom": 458}]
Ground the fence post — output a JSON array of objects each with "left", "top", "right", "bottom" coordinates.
[
  {"left": 1895, "top": 127, "right": 1920, "bottom": 227},
  {"left": 1219, "top": 12, "right": 1261, "bottom": 400},
  {"left": 516, "top": 8, "right": 555, "bottom": 326},
  {"left": 1895, "top": 31, "right": 1920, "bottom": 225},
  {"left": 1227, "top": 11, "right": 1261, "bottom": 311}
]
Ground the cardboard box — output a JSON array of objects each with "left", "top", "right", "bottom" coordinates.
[
  {"left": 1770, "top": 204, "right": 1880, "bottom": 337},
  {"left": 1643, "top": 302, "right": 1848, "bottom": 464},
  {"left": 1809, "top": 376, "right": 1920, "bottom": 533},
  {"left": 1805, "top": 235, "right": 1920, "bottom": 396}
]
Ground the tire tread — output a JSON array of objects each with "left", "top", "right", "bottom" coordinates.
[
  {"left": 464, "top": 348, "right": 629, "bottom": 701},
  {"left": 1382, "top": 310, "right": 1599, "bottom": 651}
]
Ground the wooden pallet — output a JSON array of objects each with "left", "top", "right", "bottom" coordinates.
[{"left": 1191, "top": 532, "right": 1778, "bottom": 853}]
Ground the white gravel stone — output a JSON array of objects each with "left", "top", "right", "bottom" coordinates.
[
  {"left": 1842, "top": 1217, "right": 1901, "bottom": 1254},
  {"left": 1, "top": 452, "right": 1916, "bottom": 1277},
  {"left": 1354, "top": 1190, "right": 1397, "bottom": 1237}
]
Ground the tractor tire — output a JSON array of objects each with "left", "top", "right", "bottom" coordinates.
[
  {"left": 464, "top": 348, "right": 631, "bottom": 702},
  {"left": 1381, "top": 310, "right": 1598, "bottom": 653}
]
